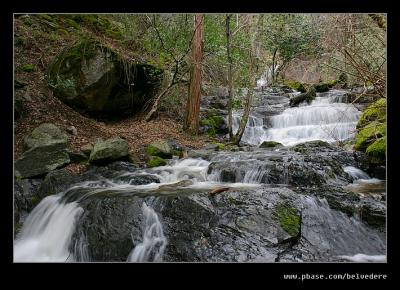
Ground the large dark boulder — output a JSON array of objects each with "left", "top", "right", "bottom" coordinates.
[{"left": 48, "top": 40, "right": 163, "bottom": 119}]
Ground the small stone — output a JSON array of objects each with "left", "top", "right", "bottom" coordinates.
[{"left": 66, "top": 126, "right": 78, "bottom": 135}]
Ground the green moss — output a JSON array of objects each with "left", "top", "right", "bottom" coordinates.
[
  {"left": 212, "top": 142, "right": 225, "bottom": 151},
  {"left": 200, "top": 115, "right": 223, "bottom": 137},
  {"left": 146, "top": 145, "right": 158, "bottom": 156},
  {"left": 326, "top": 79, "right": 338, "bottom": 88},
  {"left": 357, "top": 98, "right": 386, "bottom": 129},
  {"left": 259, "top": 141, "right": 283, "bottom": 148},
  {"left": 274, "top": 203, "right": 301, "bottom": 237},
  {"left": 283, "top": 80, "right": 306, "bottom": 93},
  {"left": 22, "top": 64, "right": 35, "bottom": 72},
  {"left": 313, "top": 82, "right": 329, "bottom": 92},
  {"left": 147, "top": 156, "right": 167, "bottom": 168},
  {"left": 355, "top": 121, "right": 386, "bottom": 151},
  {"left": 366, "top": 136, "right": 386, "bottom": 160}
]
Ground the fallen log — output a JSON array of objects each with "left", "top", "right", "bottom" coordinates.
[{"left": 208, "top": 187, "right": 230, "bottom": 197}]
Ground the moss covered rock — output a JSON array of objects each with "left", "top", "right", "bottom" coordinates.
[
  {"left": 273, "top": 203, "right": 301, "bottom": 238},
  {"left": 259, "top": 141, "right": 283, "bottom": 148},
  {"left": 289, "top": 87, "right": 316, "bottom": 107},
  {"left": 23, "top": 123, "right": 68, "bottom": 151},
  {"left": 354, "top": 98, "right": 386, "bottom": 164},
  {"left": 283, "top": 80, "right": 306, "bottom": 93},
  {"left": 200, "top": 115, "right": 224, "bottom": 137},
  {"left": 47, "top": 40, "right": 163, "bottom": 119},
  {"left": 147, "top": 156, "right": 167, "bottom": 168},
  {"left": 146, "top": 140, "right": 173, "bottom": 159},
  {"left": 356, "top": 98, "right": 386, "bottom": 129},
  {"left": 313, "top": 83, "right": 328, "bottom": 92},
  {"left": 89, "top": 137, "right": 129, "bottom": 164},
  {"left": 15, "top": 140, "right": 70, "bottom": 178}
]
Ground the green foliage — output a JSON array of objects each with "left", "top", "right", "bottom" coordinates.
[
  {"left": 357, "top": 98, "right": 386, "bottom": 129},
  {"left": 365, "top": 136, "right": 386, "bottom": 160},
  {"left": 274, "top": 203, "right": 301, "bottom": 237},
  {"left": 212, "top": 141, "right": 226, "bottom": 151},
  {"left": 283, "top": 80, "right": 306, "bottom": 92},
  {"left": 146, "top": 145, "right": 159, "bottom": 156},
  {"left": 354, "top": 121, "right": 386, "bottom": 151},
  {"left": 200, "top": 115, "right": 223, "bottom": 137},
  {"left": 263, "top": 14, "right": 321, "bottom": 65},
  {"left": 147, "top": 156, "right": 167, "bottom": 168},
  {"left": 22, "top": 64, "right": 35, "bottom": 72}
]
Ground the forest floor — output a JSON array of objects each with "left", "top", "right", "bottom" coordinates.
[{"left": 14, "top": 16, "right": 209, "bottom": 173}]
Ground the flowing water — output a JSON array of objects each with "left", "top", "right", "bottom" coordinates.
[
  {"left": 14, "top": 87, "right": 386, "bottom": 262},
  {"left": 233, "top": 90, "right": 361, "bottom": 146}
]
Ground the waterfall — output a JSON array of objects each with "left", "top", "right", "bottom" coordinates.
[
  {"left": 127, "top": 203, "right": 167, "bottom": 262},
  {"left": 299, "top": 195, "right": 386, "bottom": 257},
  {"left": 232, "top": 90, "right": 361, "bottom": 146},
  {"left": 14, "top": 195, "right": 83, "bottom": 262},
  {"left": 343, "top": 166, "right": 371, "bottom": 180}
]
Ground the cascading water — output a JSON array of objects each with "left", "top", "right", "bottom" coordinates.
[
  {"left": 14, "top": 195, "right": 83, "bottom": 262},
  {"left": 232, "top": 89, "right": 361, "bottom": 146},
  {"left": 127, "top": 202, "right": 167, "bottom": 262},
  {"left": 14, "top": 87, "right": 385, "bottom": 262}
]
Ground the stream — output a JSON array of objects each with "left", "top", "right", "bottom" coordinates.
[{"left": 14, "top": 88, "right": 386, "bottom": 262}]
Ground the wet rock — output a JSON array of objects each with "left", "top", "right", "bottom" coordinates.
[
  {"left": 14, "top": 177, "right": 43, "bottom": 226},
  {"left": 260, "top": 141, "right": 283, "bottom": 148}
]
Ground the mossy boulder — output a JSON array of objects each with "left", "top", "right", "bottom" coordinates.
[
  {"left": 354, "top": 98, "right": 386, "bottom": 164},
  {"left": 89, "top": 137, "right": 129, "bottom": 164},
  {"left": 273, "top": 203, "right": 301, "bottom": 239},
  {"left": 147, "top": 156, "right": 167, "bottom": 168},
  {"left": 289, "top": 87, "right": 316, "bottom": 107},
  {"left": 23, "top": 123, "right": 68, "bottom": 151},
  {"left": 47, "top": 40, "right": 163, "bottom": 119},
  {"left": 15, "top": 140, "right": 70, "bottom": 178},
  {"left": 356, "top": 98, "right": 386, "bottom": 129},
  {"left": 199, "top": 115, "right": 225, "bottom": 137},
  {"left": 365, "top": 137, "right": 386, "bottom": 164},
  {"left": 283, "top": 80, "right": 306, "bottom": 93},
  {"left": 146, "top": 140, "right": 173, "bottom": 159},
  {"left": 259, "top": 141, "right": 283, "bottom": 148},
  {"left": 313, "top": 83, "right": 328, "bottom": 92}
]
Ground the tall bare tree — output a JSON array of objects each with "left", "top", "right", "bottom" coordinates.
[
  {"left": 231, "top": 14, "right": 263, "bottom": 145},
  {"left": 184, "top": 14, "right": 204, "bottom": 134},
  {"left": 226, "top": 14, "right": 234, "bottom": 139}
]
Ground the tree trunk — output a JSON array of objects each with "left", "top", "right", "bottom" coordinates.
[
  {"left": 226, "top": 14, "right": 234, "bottom": 139},
  {"left": 272, "top": 47, "right": 278, "bottom": 84},
  {"left": 232, "top": 15, "right": 262, "bottom": 145},
  {"left": 184, "top": 14, "right": 204, "bottom": 135}
]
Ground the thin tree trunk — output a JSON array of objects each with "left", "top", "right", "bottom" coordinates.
[
  {"left": 226, "top": 14, "right": 234, "bottom": 139},
  {"left": 232, "top": 14, "right": 261, "bottom": 145},
  {"left": 184, "top": 14, "right": 204, "bottom": 135},
  {"left": 272, "top": 47, "right": 278, "bottom": 84}
]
